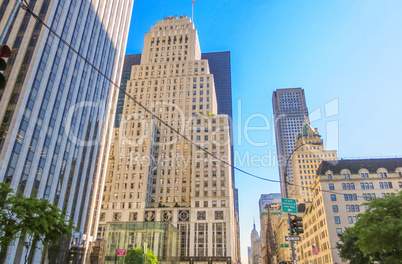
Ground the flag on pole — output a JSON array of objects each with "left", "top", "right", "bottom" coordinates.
[
  {"left": 193, "top": 0, "right": 195, "bottom": 6},
  {"left": 312, "top": 245, "right": 319, "bottom": 255}
]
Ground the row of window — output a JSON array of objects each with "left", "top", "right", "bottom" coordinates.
[
  {"left": 332, "top": 205, "right": 360, "bottom": 212},
  {"left": 334, "top": 216, "right": 357, "bottom": 224},
  {"left": 328, "top": 171, "right": 402, "bottom": 179},
  {"left": 330, "top": 194, "right": 358, "bottom": 201},
  {"left": 329, "top": 181, "right": 394, "bottom": 190},
  {"left": 131, "top": 73, "right": 209, "bottom": 83}
]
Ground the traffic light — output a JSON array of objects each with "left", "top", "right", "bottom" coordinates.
[
  {"left": 0, "top": 45, "right": 11, "bottom": 90},
  {"left": 290, "top": 214, "right": 304, "bottom": 235}
]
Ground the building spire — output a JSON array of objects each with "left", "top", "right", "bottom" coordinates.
[
  {"left": 192, "top": 0, "right": 194, "bottom": 22},
  {"left": 253, "top": 217, "right": 255, "bottom": 229}
]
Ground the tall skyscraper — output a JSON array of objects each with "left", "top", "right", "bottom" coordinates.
[
  {"left": 250, "top": 222, "right": 261, "bottom": 264},
  {"left": 116, "top": 50, "right": 240, "bottom": 263},
  {"left": 272, "top": 88, "right": 309, "bottom": 196},
  {"left": 96, "top": 16, "right": 237, "bottom": 263},
  {"left": 0, "top": 0, "right": 134, "bottom": 263}
]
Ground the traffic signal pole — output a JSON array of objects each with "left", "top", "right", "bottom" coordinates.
[
  {"left": 283, "top": 141, "right": 319, "bottom": 263},
  {"left": 283, "top": 144, "right": 303, "bottom": 264},
  {"left": 284, "top": 180, "right": 297, "bottom": 264}
]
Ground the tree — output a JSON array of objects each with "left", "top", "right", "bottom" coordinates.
[
  {"left": 22, "top": 198, "right": 75, "bottom": 264},
  {"left": 337, "top": 191, "right": 402, "bottom": 264},
  {"left": 337, "top": 228, "right": 374, "bottom": 264},
  {"left": 0, "top": 183, "right": 75, "bottom": 264},
  {"left": 0, "top": 183, "right": 25, "bottom": 263},
  {"left": 125, "top": 247, "right": 158, "bottom": 264}
]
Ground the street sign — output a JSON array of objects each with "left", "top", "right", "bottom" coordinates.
[
  {"left": 280, "top": 244, "right": 290, "bottom": 248},
  {"left": 116, "top": 249, "right": 126, "bottom": 256},
  {"left": 281, "top": 198, "right": 297, "bottom": 214},
  {"left": 285, "top": 236, "right": 301, "bottom": 242}
]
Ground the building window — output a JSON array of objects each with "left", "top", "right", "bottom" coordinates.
[
  {"left": 334, "top": 217, "right": 341, "bottom": 224},
  {"left": 329, "top": 184, "right": 335, "bottom": 190},
  {"left": 332, "top": 205, "right": 338, "bottom": 212},
  {"left": 100, "top": 213, "right": 105, "bottom": 221},
  {"left": 381, "top": 182, "right": 392, "bottom": 188},
  {"left": 348, "top": 216, "right": 353, "bottom": 224},
  {"left": 129, "top": 212, "right": 138, "bottom": 221},
  {"left": 361, "top": 173, "right": 369, "bottom": 178},
  {"left": 327, "top": 174, "right": 332, "bottom": 179},
  {"left": 113, "top": 213, "right": 121, "bottom": 221},
  {"left": 330, "top": 194, "right": 337, "bottom": 201},
  {"left": 336, "top": 228, "right": 342, "bottom": 234},
  {"left": 379, "top": 172, "right": 387, "bottom": 178}
]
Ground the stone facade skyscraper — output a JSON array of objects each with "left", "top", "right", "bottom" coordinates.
[
  {"left": 0, "top": 0, "right": 134, "bottom": 262},
  {"left": 97, "top": 16, "right": 237, "bottom": 263},
  {"left": 291, "top": 123, "right": 337, "bottom": 203},
  {"left": 250, "top": 222, "right": 261, "bottom": 264},
  {"left": 272, "top": 88, "right": 309, "bottom": 196}
]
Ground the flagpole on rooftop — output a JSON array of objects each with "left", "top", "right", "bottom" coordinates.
[{"left": 192, "top": 0, "right": 194, "bottom": 22}]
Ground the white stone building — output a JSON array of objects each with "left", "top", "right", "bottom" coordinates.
[{"left": 96, "top": 16, "right": 237, "bottom": 264}]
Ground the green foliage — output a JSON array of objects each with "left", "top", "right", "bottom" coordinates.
[
  {"left": 337, "top": 228, "right": 373, "bottom": 264},
  {"left": 337, "top": 191, "right": 402, "bottom": 264},
  {"left": 145, "top": 248, "right": 158, "bottom": 264},
  {"left": 0, "top": 183, "right": 75, "bottom": 264},
  {"left": 125, "top": 247, "right": 158, "bottom": 264},
  {"left": 125, "top": 248, "right": 143, "bottom": 264}
]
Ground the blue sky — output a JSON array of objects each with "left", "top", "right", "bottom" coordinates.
[{"left": 126, "top": 1, "right": 402, "bottom": 263}]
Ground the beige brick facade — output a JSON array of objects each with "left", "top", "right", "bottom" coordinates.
[
  {"left": 296, "top": 158, "right": 402, "bottom": 264},
  {"left": 96, "top": 16, "right": 237, "bottom": 263}
]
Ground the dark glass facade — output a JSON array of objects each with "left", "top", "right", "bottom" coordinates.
[{"left": 114, "top": 54, "right": 142, "bottom": 128}]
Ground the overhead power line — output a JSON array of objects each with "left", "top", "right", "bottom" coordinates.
[{"left": 19, "top": 2, "right": 367, "bottom": 199}]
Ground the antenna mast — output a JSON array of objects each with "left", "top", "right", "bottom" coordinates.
[{"left": 192, "top": 0, "right": 195, "bottom": 22}]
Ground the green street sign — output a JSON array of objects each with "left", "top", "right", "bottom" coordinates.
[
  {"left": 280, "top": 244, "right": 290, "bottom": 248},
  {"left": 281, "top": 198, "right": 297, "bottom": 214}
]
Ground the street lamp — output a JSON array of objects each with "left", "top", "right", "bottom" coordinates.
[{"left": 283, "top": 140, "right": 321, "bottom": 263}]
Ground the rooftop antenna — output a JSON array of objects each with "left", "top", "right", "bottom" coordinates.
[{"left": 192, "top": 0, "right": 195, "bottom": 22}]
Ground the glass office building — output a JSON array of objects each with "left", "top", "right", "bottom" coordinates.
[
  {"left": 0, "top": 0, "right": 134, "bottom": 262},
  {"left": 272, "top": 88, "right": 309, "bottom": 197}
]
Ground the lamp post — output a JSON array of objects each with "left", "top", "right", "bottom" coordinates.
[{"left": 283, "top": 141, "right": 321, "bottom": 264}]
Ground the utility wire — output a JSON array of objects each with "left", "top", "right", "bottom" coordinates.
[
  {"left": 19, "top": 1, "right": 280, "bottom": 183},
  {"left": 19, "top": 3, "right": 369, "bottom": 199}
]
